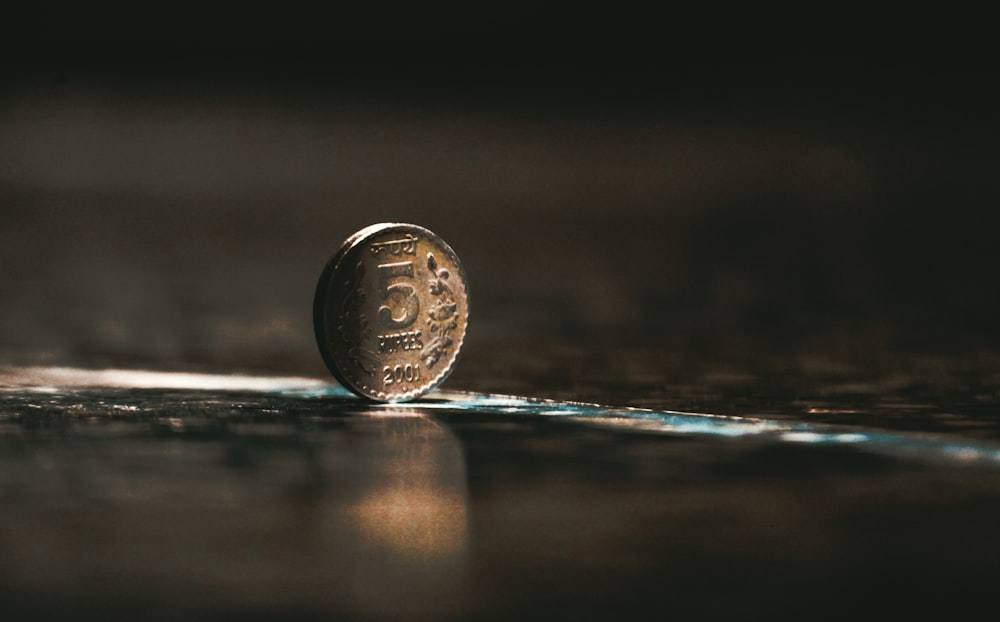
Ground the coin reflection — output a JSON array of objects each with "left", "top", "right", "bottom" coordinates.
[
  {"left": 353, "top": 485, "right": 467, "bottom": 558},
  {"left": 349, "top": 410, "right": 467, "bottom": 558},
  {"left": 340, "top": 410, "right": 469, "bottom": 619}
]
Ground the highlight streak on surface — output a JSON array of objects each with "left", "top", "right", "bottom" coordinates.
[
  {"left": 4, "top": 366, "right": 1000, "bottom": 467},
  {"left": 285, "top": 385, "right": 1000, "bottom": 467},
  {"left": 0, "top": 366, "right": 328, "bottom": 392}
]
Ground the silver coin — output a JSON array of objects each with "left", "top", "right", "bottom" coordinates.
[{"left": 313, "top": 223, "right": 470, "bottom": 402}]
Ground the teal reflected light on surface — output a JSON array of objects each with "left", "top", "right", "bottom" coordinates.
[
  {"left": 4, "top": 366, "right": 1000, "bottom": 467},
  {"left": 284, "top": 384, "right": 1000, "bottom": 467}
]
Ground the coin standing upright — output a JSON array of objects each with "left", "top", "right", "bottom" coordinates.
[{"left": 314, "top": 223, "right": 469, "bottom": 402}]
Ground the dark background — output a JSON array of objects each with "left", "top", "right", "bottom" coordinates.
[{"left": 3, "top": 7, "right": 999, "bottom": 420}]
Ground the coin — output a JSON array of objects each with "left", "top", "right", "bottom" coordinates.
[{"left": 313, "top": 223, "right": 470, "bottom": 402}]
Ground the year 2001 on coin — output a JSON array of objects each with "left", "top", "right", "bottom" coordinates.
[{"left": 313, "top": 223, "right": 470, "bottom": 402}]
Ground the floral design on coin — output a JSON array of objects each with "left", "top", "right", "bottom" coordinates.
[
  {"left": 314, "top": 223, "right": 469, "bottom": 402},
  {"left": 421, "top": 253, "right": 458, "bottom": 369}
]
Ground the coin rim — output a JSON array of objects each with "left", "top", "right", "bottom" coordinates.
[{"left": 313, "top": 222, "right": 470, "bottom": 402}]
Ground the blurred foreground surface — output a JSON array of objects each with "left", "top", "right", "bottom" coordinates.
[{"left": 2, "top": 57, "right": 999, "bottom": 619}]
